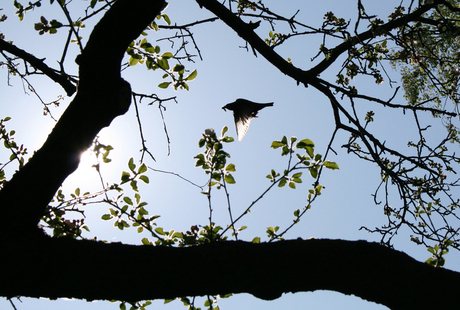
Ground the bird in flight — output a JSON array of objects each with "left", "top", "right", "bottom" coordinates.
[{"left": 222, "top": 98, "right": 274, "bottom": 141}]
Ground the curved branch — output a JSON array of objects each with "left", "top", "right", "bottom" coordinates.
[
  {"left": 0, "top": 0, "right": 166, "bottom": 235},
  {"left": 0, "top": 38, "right": 77, "bottom": 96},
  {"left": 307, "top": 2, "right": 438, "bottom": 76}
]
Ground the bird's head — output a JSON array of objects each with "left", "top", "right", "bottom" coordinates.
[{"left": 222, "top": 99, "right": 244, "bottom": 112}]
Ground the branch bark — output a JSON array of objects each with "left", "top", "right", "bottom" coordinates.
[
  {"left": 0, "top": 0, "right": 166, "bottom": 235},
  {"left": 0, "top": 38, "right": 77, "bottom": 96},
  {"left": 1, "top": 237, "right": 459, "bottom": 310}
]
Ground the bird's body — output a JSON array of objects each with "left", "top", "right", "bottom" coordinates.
[{"left": 222, "top": 98, "right": 274, "bottom": 141}]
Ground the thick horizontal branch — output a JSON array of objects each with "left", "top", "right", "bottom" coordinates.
[
  {"left": 0, "top": 38, "right": 77, "bottom": 96},
  {"left": 1, "top": 237, "right": 458, "bottom": 310}
]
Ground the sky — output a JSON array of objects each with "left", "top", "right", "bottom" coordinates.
[{"left": 0, "top": 0, "right": 459, "bottom": 309}]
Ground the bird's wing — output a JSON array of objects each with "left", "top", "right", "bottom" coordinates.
[{"left": 233, "top": 111, "right": 253, "bottom": 141}]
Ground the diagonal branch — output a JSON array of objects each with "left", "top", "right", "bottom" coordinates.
[{"left": 0, "top": 0, "right": 166, "bottom": 235}]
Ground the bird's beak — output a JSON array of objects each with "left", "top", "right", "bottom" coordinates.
[{"left": 222, "top": 107, "right": 227, "bottom": 111}]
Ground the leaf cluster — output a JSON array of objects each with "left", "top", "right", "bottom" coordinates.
[{"left": 127, "top": 38, "right": 198, "bottom": 91}]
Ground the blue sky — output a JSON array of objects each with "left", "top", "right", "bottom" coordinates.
[{"left": 1, "top": 0, "right": 459, "bottom": 309}]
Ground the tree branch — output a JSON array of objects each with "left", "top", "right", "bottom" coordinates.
[
  {"left": 1, "top": 237, "right": 459, "bottom": 310},
  {"left": 0, "top": 0, "right": 166, "bottom": 235},
  {"left": 0, "top": 38, "right": 77, "bottom": 96}
]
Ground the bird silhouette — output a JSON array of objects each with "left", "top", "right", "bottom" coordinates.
[{"left": 222, "top": 98, "right": 274, "bottom": 141}]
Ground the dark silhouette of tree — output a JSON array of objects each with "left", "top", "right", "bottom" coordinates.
[{"left": 0, "top": 0, "right": 459, "bottom": 309}]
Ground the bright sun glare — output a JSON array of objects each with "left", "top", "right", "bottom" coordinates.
[{"left": 61, "top": 129, "right": 117, "bottom": 193}]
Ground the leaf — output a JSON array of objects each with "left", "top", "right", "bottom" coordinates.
[
  {"left": 130, "top": 180, "right": 138, "bottom": 192},
  {"left": 278, "top": 178, "right": 287, "bottom": 187},
  {"left": 186, "top": 70, "right": 197, "bottom": 81},
  {"left": 138, "top": 163, "right": 147, "bottom": 174},
  {"left": 225, "top": 174, "right": 236, "bottom": 184},
  {"left": 292, "top": 172, "right": 302, "bottom": 179},
  {"left": 225, "top": 163, "right": 236, "bottom": 172},
  {"left": 158, "top": 82, "right": 171, "bottom": 89},
  {"left": 252, "top": 237, "right": 261, "bottom": 243},
  {"left": 310, "top": 167, "right": 318, "bottom": 178},
  {"left": 139, "top": 175, "right": 150, "bottom": 184},
  {"left": 101, "top": 214, "right": 112, "bottom": 220},
  {"left": 161, "top": 52, "right": 173, "bottom": 59},
  {"left": 155, "top": 227, "right": 165, "bottom": 235},
  {"left": 323, "top": 160, "right": 339, "bottom": 170},
  {"left": 315, "top": 184, "right": 323, "bottom": 195},
  {"left": 123, "top": 196, "right": 133, "bottom": 206},
  {"left": 288, "top": 181, "right": 296, "bottom": 189},
  {"left": 138, "top": 207, "right": 148, "bottom": 215},
  {"left": 128, "top": 157, "right": 136, "bottom": 171},
  {"left": 141, "top": 238, "right": 151, "bottom": 245},
  {"left": 158, "top": 57, "right": 169, "bottom": 70},
  {"left": 297, "top": 138, "right": 314, "bottom": 148},
  {"left": 271, "top": 140, "right": 285, "bottom": 149},
  {"left": 121, "top": 171, "right": 130, "bottom": 183},
  {"left": 173, "top": 64, "right": 185, "bottom": 72},
  {"left": 162, "top": 14, "right": 171, "bottom": 25},
  {"left": 221, "top": 126, "right": 228, "bottom": 136},
  {"left": 129, "top": 56, "right": 139, "bottom": 66}
]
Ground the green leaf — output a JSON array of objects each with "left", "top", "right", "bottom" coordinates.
[
  {"left": 139, "top": 207, "right": 149, "bottom": 215},
  {"left": 186, "top": 70, "right": 197, "bottom": 81},
  {"left": 271, "top": 140, "right": 285, "bottom": 149},
  {"left": 310, "top": 167, "right": 318, "bottom": 178},
  {"left": 161, "top": 52, "right": 173, "bottom": 59},
  {"left": 225, "top": 163, "right": 236, "bottom": 172},
  {"left": 221, "top": 126, "right": 228, "bottom": 136},
  {"left": 123, "top": 196, "right": 133, "bottom": 206},
  {"left": 323, "top": 160, "right": 339, "bottom": 170},
  {"left": 138, "top": 163, "right": 147, "bottom": 174},
  {"left": 292, "top": 172, "right": 302, "bottom": 179},
  {"left": 128, "top": 157, "right": 136, "bottom": 171},
  {"left": 130, "top": 180, "right": 138, "bottom": 192},
  {"left": 278, "top": 178, "right": 287, "bottom": 187},
  {"left": 139, "top": 175, "right": 150, "bottom": 184},
  {"left": 252, "top": 237, "right": 261, "bottom": 243},
  {"left": 158, "top": 57, "right": 169, "bottom": 70},
  {"left": 101, "top": 214, "right": 112, "bottom": 220},
  {"left": 315, "top": 184, "right": 323, "bottom": 195},
  {"left": 288, "top": 181, "right": 296, "bottom": 189},
  {"left": 141, "top": 237, "right": 151, "bottom": 245},
  {"left": 158, "top": 82, "right": 171, "bottom": 89},
  {"left": 129, "top": 56, "right": 139, "bottom": 66},
  {"left": 162, "top": 14, "right": 171, "bottom": 25},
  {"left": 225, "top": 174, "right": 236, "bottom": 184},
  {"left": 155, "top": 227, "right": 165, "bottom": 235},
  {"left": 121, "top": 171, "right": 131, "bottom": 183},
  {"left": 173, "top": 64, "right": 185, "bottom": 72}
]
